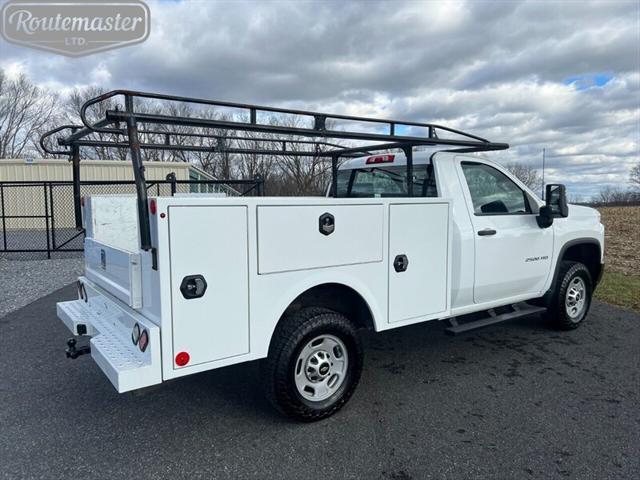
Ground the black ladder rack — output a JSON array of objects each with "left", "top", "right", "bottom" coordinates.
[{"left": 40, "top": 89, "right": 509, "bottom": 251}]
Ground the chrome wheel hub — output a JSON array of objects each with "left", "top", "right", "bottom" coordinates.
[
  {"left": 565, "top": 277, "right": 587, "bottom": 320},
  {"left": 294, "top": 334, "right": 348, "bottom": 402}
]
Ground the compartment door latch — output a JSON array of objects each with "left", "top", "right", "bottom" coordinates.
[
  {"left": 393, "top": 254, "right": 409, "bottom": 273},
  {"left": 319, "top": 212, "right": 335, "bottom": 235},
  {"left": 180, "top": 275, "right": 208, "bottom": 299}
]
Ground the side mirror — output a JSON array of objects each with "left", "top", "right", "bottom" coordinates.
[
  {"left": 545, "top": 184, "right": 569, "bottom": 218},
  {"left": 536, "top": 205, "right": 554, "bottom": 228}
]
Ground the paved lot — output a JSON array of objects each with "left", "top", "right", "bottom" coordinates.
[{"left": 1, "top": 285, "right": 638, "bottom": 480}]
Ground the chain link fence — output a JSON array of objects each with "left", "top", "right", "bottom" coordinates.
[{"left": 0, "top": 179, "right": 263, "bottom": 259}]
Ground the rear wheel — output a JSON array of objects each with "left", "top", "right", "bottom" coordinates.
[
  {"left": 547, "top": 261, "right": 593, "bottom": 330},
  {"left": 261, "top": 307, "right": 363, "bottom": 421}
]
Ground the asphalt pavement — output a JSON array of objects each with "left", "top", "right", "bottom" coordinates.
[{"left": 0, "top": 285, "right": 638, "bottom": 480}]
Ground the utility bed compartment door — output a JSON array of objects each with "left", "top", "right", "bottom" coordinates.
[
  {"left": 388, "top": 203, "right": 450, "bottom": 323},
  {"left": 257, "top": 204, "right": 384, "bottom": 274},
  {"left": 168, "top": 206, "right": 249, "bottom": 368}
]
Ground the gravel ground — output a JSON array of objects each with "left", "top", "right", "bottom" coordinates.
[
  {"left": 0, "top": 286, "right": 638, "bottom": 480},
  {"left": 0, "top": 257, "right": 83, "bottom": 319}
]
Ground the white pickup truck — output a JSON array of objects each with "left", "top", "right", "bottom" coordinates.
[{"left": 46, "top": 91, "right": 604, "bottom": 421}]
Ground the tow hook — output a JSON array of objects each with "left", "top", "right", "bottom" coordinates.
[{"left": 65, "top": 337, "right": 91, "bottom": 359}]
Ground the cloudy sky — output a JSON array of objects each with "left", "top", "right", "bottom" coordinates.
[{"left": 1, "top": 0, "right": 638, "bottom": 199}]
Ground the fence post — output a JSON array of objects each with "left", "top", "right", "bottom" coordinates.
[
  {"left": 255, "top": 175, "right": 264, "bottom": 196},
  {"left": 43, "top": 183, "right": 51, "bottom": 259},
  {"left": 166, "top": 172, "right": 177, "bottom": 196},
  {"left": 0, "top": 183, "right": 6, "bottom": 250},
  {"left": 49, "top": 182, "right": 56, "bottom": 250}
]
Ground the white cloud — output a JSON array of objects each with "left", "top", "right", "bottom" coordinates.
[{"left": 0, "top": 0, "right": 637, "bottom": 198}]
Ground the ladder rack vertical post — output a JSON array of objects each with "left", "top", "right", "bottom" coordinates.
[
  {"left": 125, "top": 94, "right": 152, "bottom": 251},
  {"left": 331, "top": 153, "right": 339, "bottom": 198},
  {"left": 403, "top": 145, "right": 414, "bottom": 197},
  {"left": 71, "top": 143, "right": 82, "bottom": 230}
]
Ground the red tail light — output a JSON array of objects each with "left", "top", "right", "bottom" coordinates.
[
  {"left": 149, "top": 199, "right": 157, "bottom": 215},
  {"left": 175, "top": 351, "right": 190, "bottom": 366},
  {"left": 138, "top": 329, "right": 149, "bottom": 352},
  {"left": 366, "top": 154, "right": 395, "bottom": 164}
]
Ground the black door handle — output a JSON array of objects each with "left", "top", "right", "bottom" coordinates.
[{"left": 477, "top": 229, "right": 497, "bottom": 236}]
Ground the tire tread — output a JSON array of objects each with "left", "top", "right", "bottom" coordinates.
[{"left": 261, "top": 307, "right": 363, "bottom": 421}]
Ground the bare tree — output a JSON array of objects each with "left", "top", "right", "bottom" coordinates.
[
  {"left": 61, "top": 86, "right": 127, "bottom": 160},
  {"left": 630, "top": 162, "right": 640, "bottom": 188},
  {"left": 504, "top": 162, "right": 543, "bottom": 193},
  {"left": 235, "top": 129, "right": 278, "bottom": 186},
  {"left": 0, "top": 70, "right": 59, "bottom": 159},
  {"left": 595, "top": 186, "right": 640, "bottom": 204},
  {"left": 1, "top": 67, "right": 343, "bottom": 193}
]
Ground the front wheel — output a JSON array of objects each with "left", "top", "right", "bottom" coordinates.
[
  {"left": 260, "top": 307, "right": 363, "bottom": 421},
  {"left": 547, "top": 261, "right": 593, "bottom": 330}
]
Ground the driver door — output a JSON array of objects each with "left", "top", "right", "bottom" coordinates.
[{"left": 458, "top": 159, "right": 553, "bottom": 304}]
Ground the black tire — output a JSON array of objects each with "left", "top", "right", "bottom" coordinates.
[
  {"left": 260, "top": 307, "right": 363, "bottom": 421},
  {"left": 546, "top": 261, "right": 593, "bottom": 330}
]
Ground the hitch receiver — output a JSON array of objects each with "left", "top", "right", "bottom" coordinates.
[{"left": 65, "top": 337, "right": 91, "bottom": 359}]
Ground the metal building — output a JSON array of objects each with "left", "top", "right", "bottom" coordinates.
[
  {"left": 0, "top": 159, "right": 217, "bottom": 232},
  {"left": 0, "top": 158, "right": 213, "bottom": 183}
]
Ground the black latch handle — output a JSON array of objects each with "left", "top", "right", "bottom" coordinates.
[{"left": 180, "top": 275, "right": 208, "bottom": 299}]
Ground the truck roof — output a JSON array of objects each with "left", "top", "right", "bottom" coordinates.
[{"left": 338, "top": 148, "right": 488, "bottom": 170}]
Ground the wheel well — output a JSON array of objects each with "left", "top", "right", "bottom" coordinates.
[
  {"left": 561, "top": 242, "right": 602, "bottom": 283},
  {"left": 283, "top": 283, "right": 375, "bottom": 330}
]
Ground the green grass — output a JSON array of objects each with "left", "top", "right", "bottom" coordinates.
[{"left": 595, "top": 271, "right": 640, "bottom": 313}]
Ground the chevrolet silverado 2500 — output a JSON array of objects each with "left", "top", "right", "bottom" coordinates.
[{"left": 42, "top": 90, "right": 604, "bottom": 421}]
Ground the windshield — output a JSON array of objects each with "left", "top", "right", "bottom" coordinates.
[{"left": 335, "top": 164, "right": 437, "bottom": 197}]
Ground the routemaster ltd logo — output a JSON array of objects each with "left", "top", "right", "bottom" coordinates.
[{"left": 0, "top": 0, "right": 150, "bottom": 57}]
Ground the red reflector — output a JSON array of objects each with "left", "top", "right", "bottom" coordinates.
[
  {"left": 149, "top": 199, "right": 157, "bottom": 215},
  {"left": 138, "top": 329, "right": 149, "bottom": 352},
  {"left": 366, "top": 154, "right": 395, "bottom": 164},
  {"left": 175, "top": 351, "right": 190, "bottom": 367}
]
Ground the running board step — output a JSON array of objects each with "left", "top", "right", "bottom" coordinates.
[{"left": 444, "top": 304, "right": 547, "bottom": 335}]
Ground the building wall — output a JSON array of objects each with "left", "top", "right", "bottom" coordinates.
[
  {"left": 0, "top": 159, "right": 194, "bottom": 182},
  {"left": 0, "top": 159, "right": 197, "bottom": 231}
]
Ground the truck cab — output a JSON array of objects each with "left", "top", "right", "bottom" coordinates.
[{"left": 332, "top": 149, "right": 604, "bottom": 316}]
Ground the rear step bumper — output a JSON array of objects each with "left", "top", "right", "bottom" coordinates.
[
  {"left": 57, "top": 277, "right": 162, "bottom": 393},
  {"left": 444, "top": 303, "right": 547, "bottom": 335}
]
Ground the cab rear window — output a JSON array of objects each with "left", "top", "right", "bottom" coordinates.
[{"left": 335, "top": 164, "right": 437, "bottom": 197}]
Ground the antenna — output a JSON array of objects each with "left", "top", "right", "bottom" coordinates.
[{"left": 541, "top": 148, "right": 546, "bottom": 199}]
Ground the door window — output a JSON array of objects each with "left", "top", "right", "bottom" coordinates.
[{"left": 461, "top": 162, "right": 530, "bottom": 215}]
